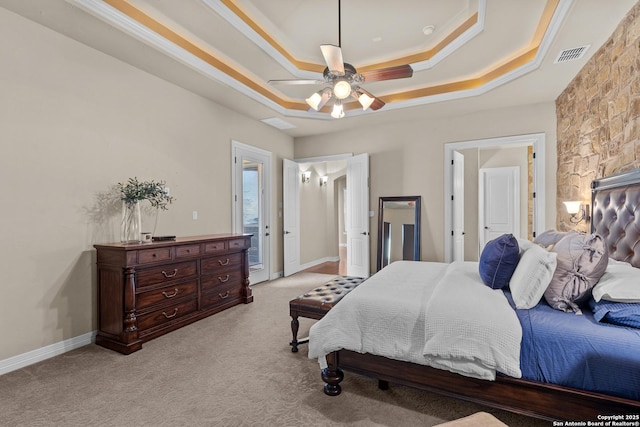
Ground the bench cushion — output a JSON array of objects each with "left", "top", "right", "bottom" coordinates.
[{"left": 290, "top": 276, "right": 365, "bottom": 316}]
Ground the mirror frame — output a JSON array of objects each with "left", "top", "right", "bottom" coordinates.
[{"left": 377, "top": 196, "right": 421, "bottom": 271}]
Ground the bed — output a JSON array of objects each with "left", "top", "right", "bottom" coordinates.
[{"left": 308, "top": 168, "right": 640, "bottom": 421}]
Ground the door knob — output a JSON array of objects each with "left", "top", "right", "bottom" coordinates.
[{"left": 284, "top": 231, "right": 291, "bottom": 234}]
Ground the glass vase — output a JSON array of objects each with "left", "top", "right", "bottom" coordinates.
[{"left": 121, "top": 200, "right": 142, "bottom": 244}]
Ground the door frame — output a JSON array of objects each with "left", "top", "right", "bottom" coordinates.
[
  {"left": 444, "top": 133, "right": 545, "bottom": 263},
  {"left": 285, "top": 153, "right": 370, "bottom": 277},
  {"left": 231, "top": 140, "right": 272, "bottom": 284}
]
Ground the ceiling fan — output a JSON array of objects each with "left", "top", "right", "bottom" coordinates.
[{"left": 268, "top": 0, "right": 413, "bottom": 119}]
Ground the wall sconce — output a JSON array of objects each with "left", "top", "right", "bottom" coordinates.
[
  {"left": 302, "top": 171, "right": 311, "bottom": 184},
  {"left": 319, "top": 176, "right": 328, "bottom": 187},
  {"left": 563, "top": 201, "right": 590, "bottom": 224}
]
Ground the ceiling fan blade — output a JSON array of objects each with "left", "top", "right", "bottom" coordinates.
[
  {"left": 320, "top": 44, "right": 345, "bottom": 75},
  {"left": 358, "top": 88, "right": 385, "bottom": 110},
  {"left": 268, "top": 79, "right": 323, "bottom": 85},
  {"left": 360, "top": 64, "right": 413, "bottom": 82}
]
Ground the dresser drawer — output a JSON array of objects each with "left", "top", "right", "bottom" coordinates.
[
  {"left": 201, "top": 252, "right": 242, "bottom": 274},
  {"left": 201, "top": 282, "right": 243, "bottom": 308},
  {"left": 204, "top": 240, "right": 227, "bottom": 254},
  {"left": 175, "top": 244, "right": 201, "bottom": 259},
  {"left": 136, "top": 280, "right": 197, "bottom": 310},
  {"left": 201, "top": 270, "right": 243, "bottom": 292},
  {"left": 138, "top": 247, "right": 172, "bottom": 264},
  {"left": 136, "top": 298, "right": 197, "bottom": 331},
  {"left": 136, "top": 261, "right": 197, "bottom": 288},
  {"left": 229, "top": 238, "right": 249, "bottom": 250}
]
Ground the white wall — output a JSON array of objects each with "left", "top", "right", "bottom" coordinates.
[{"left": 0, "top": 7, "right": 293, "bottom": 361}]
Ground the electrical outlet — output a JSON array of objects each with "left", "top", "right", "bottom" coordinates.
[{"left": 192, "top": 211, "right": 198, "bottom": 220}]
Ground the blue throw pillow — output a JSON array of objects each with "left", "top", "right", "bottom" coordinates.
[{"left": 479, "top": 234, "right": 520, "bottom": 289}]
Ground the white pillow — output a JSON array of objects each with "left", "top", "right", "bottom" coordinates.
[
  {"left": 510, "top": 243, "right": 558, "bottom": 309},
  {"left": 517, "top": 238, "right": 536, "bottom": 255},
  {"left": 592, "top": 262, "right": 640, "bottom": 302}
]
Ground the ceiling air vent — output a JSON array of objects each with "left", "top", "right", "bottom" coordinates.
[
  {"left": 554, "top": 45, "right": 590, "bottom": 63},
  {"left": 260, "top": 117, "right": 296, "bottom": 130}
]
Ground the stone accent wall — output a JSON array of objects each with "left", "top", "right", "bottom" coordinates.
[{"left": 555, "top": 2, "right": 640, "bottom": 231}]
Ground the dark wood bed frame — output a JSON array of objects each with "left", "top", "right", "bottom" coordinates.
[{"left": 320, "top": 168, "right": 640, "bottom": 421}]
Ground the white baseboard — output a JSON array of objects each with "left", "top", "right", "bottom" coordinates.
[
  {"left": 0, "top": 331, "right": 96, "bottom": 376},
  {"left": 299, "top": 256, "right": 340, "bottom": 272}
]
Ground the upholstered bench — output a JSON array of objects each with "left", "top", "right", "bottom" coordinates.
[{"left": 289, "top": 276, "right": 365, "bottom": 352}]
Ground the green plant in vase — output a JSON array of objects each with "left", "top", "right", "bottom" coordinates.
[{"left": 117, "top": 177, "right": 174, "bottom": 243}]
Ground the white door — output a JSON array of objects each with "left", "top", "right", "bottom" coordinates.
[
  {"left": 346, "top": 153, "right": 370, "bottom": 278},
  {"left": 283, "top": 158, "right": 301, "bottom": 277},
  {"left": 231, "top": 141, "right": 271, "bottom": 284},
  {"left": 452, "top": 151, "right": 465, "bottom": 261},
  {"left": 479, "top": 167, "right": 520, "bottom": 250}
]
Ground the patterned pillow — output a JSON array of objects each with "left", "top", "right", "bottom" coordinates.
[
  {"left": 479, "top": 234, "right": 520, "bottom": 289},
  {"left": 533, "top": 229, "right": 577, "bottom": 249},
  {"left": 543, "top": 233, "right": 608, "bottom": 314}
]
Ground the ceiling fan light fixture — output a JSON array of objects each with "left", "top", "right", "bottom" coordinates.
[
  {"left": 305, "top": 91, "right": 323, "bottom": 111},
  {"left": 357, "top": 92, "right": 375, "bottom": 110},
  {"left": 333, "top": 80, "right": 352, "bottom": 99},
  {"left": 331, "top": 102, "right": 345, "bottom": 119}
]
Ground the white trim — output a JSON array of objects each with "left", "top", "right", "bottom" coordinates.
[
  {"left": 0, "top": 331, "right": 96, "bottom": 376},
  {"left": 201, "top": 0, "right": 320, "bottom": 80},
  {"left": 205, "top": 0, "right": 488, "bottom": 76},
  {"left": 67, "top": 0, "right": 574, "bottom": 120},
  {"left": 298, "top": 256, "right": 341, "bottom": 272},
  {"left": 444, "top": 133, "right": 546, "bottom": 262},
  {"left": 411, "top": 0, "right": 487, "bottom": 72},
  {"left": 294, "top": 153, "right": 353, "bottom": 163}
]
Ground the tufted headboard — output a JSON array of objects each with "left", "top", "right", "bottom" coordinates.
[{"left": 591, "top": 168, "right": 640, "bottom": 268}]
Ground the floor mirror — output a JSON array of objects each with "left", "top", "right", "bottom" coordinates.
[{"left": 377, "top": 196, "right": 421, "bottom": 271}]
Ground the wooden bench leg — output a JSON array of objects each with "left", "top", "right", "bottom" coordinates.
[{"left": 290, "top": 312, "right": 300, "bottom": 352}]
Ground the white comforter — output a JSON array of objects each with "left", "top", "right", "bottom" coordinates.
[{"left": 308, "top": 261, "right": 522, "bottom": 380}]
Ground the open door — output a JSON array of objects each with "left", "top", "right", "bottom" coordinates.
[
  {"left": 231, "top": 141, "right": 271, "bottom": 284},
  {"left": 283, "top": 159, "right": 300, "bottom": 277},
  {"left": 452, "top": 150, "right": 465, "bottom": 261},
  {"left": 346, "top": 153, "right": 370, "bottom": 278}
]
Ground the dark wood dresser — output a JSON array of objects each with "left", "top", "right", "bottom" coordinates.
[{"left": 94, "top": 234, "right": 253, "bottom": 354}]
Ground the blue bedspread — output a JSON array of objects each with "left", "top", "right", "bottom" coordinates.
[{"left": 504, "top": 291, "right": 640, "bottom": 401}]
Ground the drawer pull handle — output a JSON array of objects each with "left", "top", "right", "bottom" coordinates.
[
  {"left": 218, "top": 258, "right": 230, "bottom": 266},
  {"left": 218, "top": 274, "right": 230, "bottom": 283},
  {"left": 162, "top": 269, "right": 178, "bottom": 278},
  {"left": 162, "top": 308, "right": 179, "bottom": 319},
  {"left": 219, "top": 290, "right": 230, "bottom": 299},
  {"left": 162, "top": 288, "right": 179, "bottom": 298}
]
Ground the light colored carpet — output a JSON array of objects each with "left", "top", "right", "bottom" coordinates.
[{"left": 0, "top": 273, "right": 549, "bottom": 426}]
